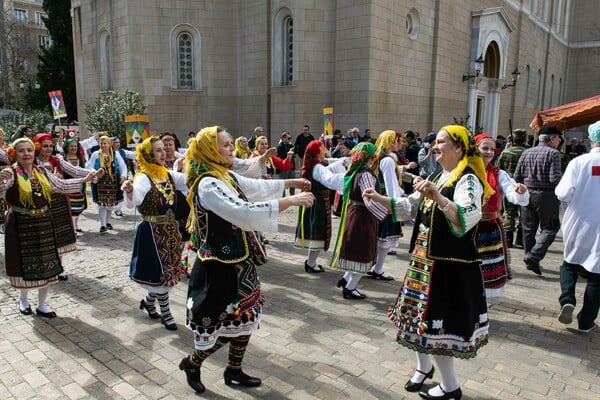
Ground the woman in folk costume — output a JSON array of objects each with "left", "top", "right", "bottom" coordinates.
[
  {"left": 86, "top": 135, "right": 127, "bottom": 233},
  {"left": 294, "top": 140, "right": 347, "bottom": 272},
  {"left": 179, "top": 126, "right": 314, "bottom": 394},
  {"left": 233, "top": 136, "right": 252, "bottom": 159},
  {"left": 0, "top": 138, "right": 96, "bottom": 318},
  {"left": 251, "top": 135, "right": 294, "bottom": 179},
  {"left": 34, "top": 133, "right": 100, "bottom": 281},
  {"left": 474, "top": 133, "right": 529, "bottom": 297},
  {"left": 330, "top": 142, "right": 388, "bottom": 300},
  {"left": 61, "top": 138, "right": 89, "bottom": 232},
  {"left": 122, "top": 136, "right": 188, "bottom": 331},
  {"left": 368, "top": 130, "right": 406, "bottom": 281},
  {"left": 365, "top": 125, "right": 494, "bottom": 400}
]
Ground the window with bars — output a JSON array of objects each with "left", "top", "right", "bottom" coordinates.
[
  {"left": 177, "top": 32, "right": 194, "bottom": 90},
  {"left": 35, "top": 12, "right": 47, "bottom": 27},
  {"left": 38, "top": 35, "right": 51, "bottom": 49},
  {"left": 284, "top": 17, "right": 293, "bottom": 85}
]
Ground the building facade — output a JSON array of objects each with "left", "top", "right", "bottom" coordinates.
[{"left": 70, "top": 0, "right": 600, "bottom": 141}]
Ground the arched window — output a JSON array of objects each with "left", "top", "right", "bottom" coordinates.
[
  {"left": 483, "top": 41, "right": 500, "bottom": 79},
  {"left": 535, "top": 69, "right": 542, "bottom": 109},
  {"left": 99, "top": 30, "right": 113, "bottom": 91},
  {"left": 522, "top": 65, "right": 530, "bottom": 106},
  {"left": 273, "top": 8, "right": 294, "bottom": 86},
  {"left": 170, "top": 24, "right": 202, "bottom": 90}
]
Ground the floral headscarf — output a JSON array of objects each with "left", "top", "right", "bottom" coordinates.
[
  {"left": 374, "top": 130, "right": 401, "bottom": 159},
  {"left": 136, "top": 136, "right": 169, "bottom": 180},
  {"left": 330, "top": 142, "right": 379, "bottom": 267},
  {"left": 441, "top": 125, "right": 494, "bottom": 203},
  {"left": 301, "top": 140, "right": 323, "bottom": 179}
]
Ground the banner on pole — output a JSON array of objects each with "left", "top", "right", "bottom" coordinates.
[
  {"left": 48, "top": 90, "right": 67, "bottom": 120},
  {"left": 124, "top": 115, "right": 150, "bottom": 148},
  {"left": 323, "top": 107, "right": 334, "bottom": 135}
]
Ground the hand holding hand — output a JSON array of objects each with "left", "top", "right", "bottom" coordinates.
[
  {"left": 0, "top": 168, "right": 13, "bottom": 182},
  {"left": 83, "top": 171, "right": 96, "bottom": 183},
  {"left": 290, "top": 178, "right": 311, "bottom": 191},
  {"left": 292, "top": 192, "right": 315, "bottom": 207},
  {"left": 414, "top": 179, "right": 441, "bottom": 202},
  {"left": 514, "top": 183, "right": 527, "bottom": 194},
  {"left": 121, "top": 180, "right": 133, "bottom": 193},
  {"left": 407, "top": 161, "right": 418, "bottom": 170},
  {"left": 263, "top": 147, "right": 277, "bottom": 160},
  {"left": 363, "top": 188, "right": 382, "bottom": 201},
  {"left": 95, "top": 168, "right": 105, "bottom": 179}
]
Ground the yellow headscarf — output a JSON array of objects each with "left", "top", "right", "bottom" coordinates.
[
  {"left": 440, "top": 125, "right": 494, "bottom": 203},
  {"left": 135, "top": 136, "right": 169, "bottom": 180},
  {"left": 374, "top": 130, "right": 398, "bottom": 159},
  {"left": 184, "top": 126, "right": 233, "bottom": 232},
  {"left": 10, "top": 138, "right": 52, "bottom": 207},
  {"left": 234, "top": 136, "right": 251, "bottom": 159},
  {"left": 98, "top": 135, "right": 114, "bottom": 177}
]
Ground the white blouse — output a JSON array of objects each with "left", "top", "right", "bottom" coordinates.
[{"left": 124, "top": 171, "right": 188, "bottom": 208}]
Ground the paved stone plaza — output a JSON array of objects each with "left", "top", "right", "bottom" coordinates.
[{"left": 0, "top": 204, "right": 598, "bottom": 399}]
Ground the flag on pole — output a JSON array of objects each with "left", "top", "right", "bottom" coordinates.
[
  {"left": 323, "top": 107, "right": 334, "bottom": 135},
  {"left": 124, "top": 115, "right": 150, "bottom": 148},
  {"left": 48, "top": 90, "right": 67, "bottom": 120}
]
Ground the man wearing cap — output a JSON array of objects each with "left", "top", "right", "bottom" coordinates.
[
  {"left": 497, "top": 129, "right": 529, "bottom": 247},
  {"left": 514, "top": 125, "right": 563, "bottom": 275},
  {"left": 418, "top": 131, "right": 440, "bottom": 179},
  {"left": 554, "top": 121, "right": 600, "bottom": 334}
]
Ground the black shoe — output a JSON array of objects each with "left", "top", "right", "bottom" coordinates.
[
  {"left": 161, "top": 316, "right": 178, "bottom": 331},
  {"left": 419, "top": 385, "right": 462, "bottom": 400},
  {"left": 36, "top": 309, "right": 57, "bottom": 319},
  {"left": 58, "top": 274, "right": 68, "bottom": 281},
  {"left": 100, "top": 226, "right": 107, "bottom": 233},
  {"left": 223, "top": 367, "right": 262, "bottom": 387},
  {"left": 304, "top": 260, "right": 325, "bottom": 273},
  {"left": 139, "top": 299, "right": 161, "bottom": 319},
  {"left": 106, "top": 223, "right": 113, "bottom": 230},
  {"left": 524, "top": 258, "right": 542, "bottom": 275},
  {"left": 388, "top": 250, "right": 397, "bottom": 255},
  {"left": 75, "top": 228, "right": 83, "bottom": 233},
  {"left": 114, "top": 210, "right": 124, "bottom": 217},
  {"left": 368, "top": 270, "right": 395, "bottom": 281},
  {"left": 342, "top": 287, "right": 366, "bottom": 300},
  {"left": 179, "top": 357, "right": 205, "bottom": 394},
  {"left": 506, "top": 231, "right": 514, "bottom": 248},
  {"left": 336, "top": 277, "right": 347, "bottom": 288},
  {"left": 19, "top": 305, "right": 33, "bottom": 315},
  {"left": 404, "top": 366, "right": 435, "bottom": 392}
]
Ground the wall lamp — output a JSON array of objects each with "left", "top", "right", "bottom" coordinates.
[
  {"left": 501, "top": 67, "right": 521, "bottom": 89},
  {"left": 462, "top": 55, "right": 485, "bottom": 82}
]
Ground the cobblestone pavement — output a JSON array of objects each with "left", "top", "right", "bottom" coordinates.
[{"left": 0, "top": 202, "right": 598, "bottom": 399}]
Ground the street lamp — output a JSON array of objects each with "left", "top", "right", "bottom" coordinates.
[
  {"left": 502, "top": 67, "right": 521, "bottom": 90},
  {"left": 462, "top": 55, "right": 485, "bottom": 82}
]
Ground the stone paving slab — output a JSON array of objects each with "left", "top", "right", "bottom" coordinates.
[{"left": 0, "top": 203, "right": 598, "bottom": 399}]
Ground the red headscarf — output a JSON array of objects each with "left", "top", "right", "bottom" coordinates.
[
  {"left": 475, "top": 133, "right": 501, "bottom": 212},
  {"left": 301, "top": 140, "right": 323, "bottom": 179},
  {"left": 33, "top": 133, "right": 53, "bottom": 144}
]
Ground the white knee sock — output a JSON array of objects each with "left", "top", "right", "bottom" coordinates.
[
  {"left": 58, "top": 255, "right": 66, "bottom": 276},
  {"left": 19, "top": 289, "right": 29, "bottom": 310},
  {"left": 37, "top": 287, "right": 52, "bottom": 313},
  {"left": 306, "top": 250, "right": 320, "bottom": 267},
  {"left": 410, "top": 352, "right": 434, "bottom": 383},
  {"left": 431, "top": 355, "right": 460, "bottom": 394},
  {"left": 99, "top": 206, "right": 107, "bottom": 226},
  {"left": 345, "top": 272, "right": 362, "bottom": 290},
  {"left": 373, "top": 246, "right": 389, "bottom": 274},
  {"left": 72, "top": 215, "right": 79, "bottom": 231}
]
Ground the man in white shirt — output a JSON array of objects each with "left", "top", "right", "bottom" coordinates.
[{"left": 555, "top": 120, "right": 600, "bottom": 334}]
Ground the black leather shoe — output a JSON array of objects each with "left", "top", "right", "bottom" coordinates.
[
  {"left": 19, "top": 305, "right": 33, "bottom": 315},
  {"left": 524, "top": 258, "right": 542, "bottom": 275},
  {"left": 404, "top": 366, "right": 435, "bottom": 392},
  {"left": 369, "top": 270, "right": 395, "bottom": 281},
  {"left": 139, "top": 299, "right": 161, "bottom": 319},
  {"left": 99, "top": 226, "right": 107, "bottom": 233},
  {"left": 106, "top": 223, "right": 113, "bottom": 230},
  {"left": 223, "top": 367, "right": 262, "bottom": 387},
  {"left": 336, "top": 277, "right": 347, "bottom": 288},
  {"left": 179, "top": 357, "right": 205, "bottom": 393},
  {"left": 58, "top": 274, "right": 68, "bottom": 281},
  {"left": 419, "top": 385, "right": 462, "bottom": 400},
  {"left": 36, "top": 309, "right": 57, "bottom": 318},
  {"left": 342, "top": 287, "right": 366, "bottom": 300},
  {"left": 161, "top": 316, "right": 178, "bottom": 331},
  {"left": 304, "top": 260, "right": 325, "bottom": 273}
]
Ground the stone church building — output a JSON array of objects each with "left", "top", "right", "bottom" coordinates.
[{"left": 70, "top": 0, "right": 599, "bottom": 141}]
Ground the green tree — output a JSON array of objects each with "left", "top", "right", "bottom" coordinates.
[
  {"left": 34, "top": 0, "right": 76, "bottom": 119},
  {"left": 85, "top": 91, "right": 147, "bottom": 141}
]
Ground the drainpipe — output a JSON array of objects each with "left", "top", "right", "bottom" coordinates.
[
  {"left": 266, "top": 1, "right": 272, "bottom": 142},
  {"left": 540, "top": 0, "right": 555, "bottom": 111},
  {"left": 427, "top": 0, "right": 441, "bottom": 130}
]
